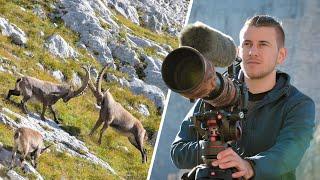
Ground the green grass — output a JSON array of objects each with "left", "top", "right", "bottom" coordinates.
[
  {"left": 0, "top": 124, "right": 15, "bottom": 147},
  {"left": 38, "top": 150, "right": 117, "bottom": 180}
]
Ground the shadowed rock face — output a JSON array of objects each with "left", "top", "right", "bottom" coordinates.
[{"left": 150, "top": 0, "right": 320, "bottom": 179}]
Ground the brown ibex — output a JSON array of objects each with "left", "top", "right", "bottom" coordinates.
[
  {"left": 11, "top": 127, "right": 51, "bottom": 169},
  {"left": 88, "top": 65, "right": 148, "bottom": 163},
  {"left": 6, "top": 66, "right": 90, "bottom": 124}
]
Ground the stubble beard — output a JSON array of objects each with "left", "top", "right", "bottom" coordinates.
[{"left": 241, "top": 61, "right": 277, "bottom": 80}]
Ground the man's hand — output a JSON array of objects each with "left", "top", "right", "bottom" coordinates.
[{"left": 212, "top": 148, "right": 254, "bottom": 179}]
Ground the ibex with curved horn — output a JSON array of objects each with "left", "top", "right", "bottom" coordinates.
[
  {"left": 88, "top": 65, "right": 148, "bottom": 163},
  {"left": 6, "top": 66, "right": 90, "bottom": 124}
]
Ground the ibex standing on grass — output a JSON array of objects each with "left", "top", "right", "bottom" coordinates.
[
  {"left": 88, "top": 65, "right": 148, "bottom": 163},
  {"left": 6, "top": 66, "right": 90, "bottom": 124},
  {"left": 11, "top": 127, "right": 51, "bottom": 169}
]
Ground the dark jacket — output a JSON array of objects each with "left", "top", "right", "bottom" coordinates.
[{"left": 170, "top": 71, "right": 315, "bottom": 180}]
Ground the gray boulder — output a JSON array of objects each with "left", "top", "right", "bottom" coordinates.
[
  {"left": 123, "top": 0, "right": 189, "bottom": 35},
  {"left": 119, "top": 65, "right": 138, "bottom": 78},
  {"left": 109, "top": 42, "right": 140, "bottom": 66},
  {"left": 108, "top": 0, "right": 140, "bottom": 25},
  {"left": 58, "top": 0, "right": 115, "bottom": 64},
  {"left": 127, "top": 34, "right": 152, "bottom": 48},
  {"left": 138, "top": 104, "right": 150, "bottom": 117},
  {"left": 51, "top": 70, "right": 65, "bottom": 82},
  {"left": 118, "top": 77, "right": 130, "bottom": 87},
  {"left": 71, "top": 72, "right": 82, "bottom": 87},
  {"left": 143, "top": 55, "right": 167, "bottom": 93},
  {"left": 45, "top": 34, "right": 78, "bottom": 59},
  {"left": 7, "top": 170, "right": 26, "bottom": 180},
  {"left": 144, "top": 15, "right": 162, "bottom": 33},
  {"left": 0, "top": 17, "right": 27, "bottom": 46},
  {"left": 128, "top": 77, "right": 165, "bottom": 112}
]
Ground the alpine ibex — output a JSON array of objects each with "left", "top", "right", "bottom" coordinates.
[
  {"left": 6, "top": 66, "right": 90, "bottom": 124},
  {"left": 88, "top": 65, "right": 148, "bottom": 163},
  {"left": 11, "top": 127, "right": 51, "bottom": 169}
]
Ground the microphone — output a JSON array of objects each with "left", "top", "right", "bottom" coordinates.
[{"left": 179, "top": 21, "right": 237, "bottom": 67}]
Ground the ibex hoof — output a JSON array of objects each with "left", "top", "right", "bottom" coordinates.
[{"left": 54, "top": 120, "right": 61, "bottom": 124}]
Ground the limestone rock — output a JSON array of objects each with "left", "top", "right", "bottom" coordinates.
[
  {"left": 0, "top": 17, "right": 27, "bottom": 46},
  {"left": 45, "top": 34, "right": 78, "bottom": 59}
]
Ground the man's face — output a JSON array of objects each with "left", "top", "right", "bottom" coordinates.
[{"left": 239, "top": 26, "right": 286, "bottom": 79}]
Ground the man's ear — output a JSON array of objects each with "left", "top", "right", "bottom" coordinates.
[{"left": 277, "top": 47, "right": 287, "bottom": 65}]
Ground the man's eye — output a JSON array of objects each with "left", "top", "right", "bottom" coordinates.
[{"left": 243, "top": 42, "right": 251, "bottom": 46}]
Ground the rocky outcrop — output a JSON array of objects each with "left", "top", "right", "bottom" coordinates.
[
  {"left": 108, "top": 0, "right": 140, "bottom": 25},
  {"left": 127, "top": 77, "right": 165, "bottom": 112},
  {"left": 138, "top": 104, "right": 150, "bottom": 117},
  {"left": 45, "top": 34, "right": 78, "bottom": 59},
  {"left": 143, "top": 55, "right": 167, "bottom": 93},
  {"left": 51, "top": 70, "right": 65, "bottom": 82},
  {"left": 108, "top": 42, "right": 140, "bottom": 66},
  {"left": 0, "top": 17, "right": 27, "bottom": 46},
  {"left": 48, "top": 0, "right": 180, "bottom": 107},
  {"left": 107, "top": 0, "right": 189, "bottom": 35},
  {"left": 57, "top": 0, "right": 115, "bottom": 64}
]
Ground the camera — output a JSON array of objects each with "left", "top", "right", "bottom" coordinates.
[{"left": 161, "top": 22, "right": 248, "bottom": 180}]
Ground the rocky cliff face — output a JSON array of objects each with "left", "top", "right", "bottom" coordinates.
[{"left": 152, "top": 0, "right": 320, "bottom": 179}]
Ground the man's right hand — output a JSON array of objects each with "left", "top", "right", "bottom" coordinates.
[{"left": 212, "top": 148, "right": 254, "bottom": 179}]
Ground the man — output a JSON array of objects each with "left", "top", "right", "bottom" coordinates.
[{"left": 171, "top": 15, "right": 315, "bottom": 179}]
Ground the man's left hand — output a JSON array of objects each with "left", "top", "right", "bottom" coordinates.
[{"left": 212, "top": 148, "right": 254, "bottom": 179}]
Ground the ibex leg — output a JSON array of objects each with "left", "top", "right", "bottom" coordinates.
[
  {"left": 41, "top": 104, "right": 47, "bottom": 121},
  {"left": 98, "top": 121, "right": 110, "bottom": 145},
  {"left": 21, "top": 96, "right": 30, "bottom": 114},
  {"left": 30, "top": 148, "right": 41, "bottom": 168},
  {"left": 49, "top": 105, "right": 60, "bottom": 124},
  {"left": 10, "top": 146, "right": 18, "bottom": 169},
  {"left": 137, "top": 133, "right": 147, "bottom": 163},
  {"left": 129, "top": 133, "right": 147, "bottom": 163},
  {"left": 6, "top": 89, "right": 20, "bottom": 100},
  {"left": 89, "top": 117, "right": 104, "bottom": 136}
]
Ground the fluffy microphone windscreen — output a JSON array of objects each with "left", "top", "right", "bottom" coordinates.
[{"left": 179, "top": 21, "right": 237, "bottom": 67}]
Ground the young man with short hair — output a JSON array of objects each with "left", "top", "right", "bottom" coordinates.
[{"left": 171, "top": 15, "right": 315, "bottom": 179}]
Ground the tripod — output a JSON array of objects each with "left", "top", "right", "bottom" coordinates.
[{"left": 182, "top": 108, "right": 243, "bottom": 180}]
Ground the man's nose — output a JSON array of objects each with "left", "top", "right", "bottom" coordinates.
[{"left": 249, "top": 46, "right": 258, "bottom": 56}]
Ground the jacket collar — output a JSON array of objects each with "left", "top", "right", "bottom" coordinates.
[{"left": 266, "top": 71, "right": 291, "bottom": 100}]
